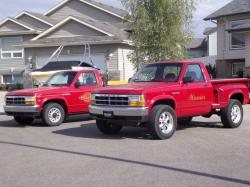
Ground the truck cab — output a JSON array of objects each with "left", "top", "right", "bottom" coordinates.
[
  {"left": 90, "top": 61, "right": 250, "bottom": 140},
  {"left": 4, "top": 68, "right": 103, "bottom": 126}
]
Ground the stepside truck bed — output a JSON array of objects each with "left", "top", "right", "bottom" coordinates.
[{"left": 211, "top": 78, "right": 250, "bottom": 107}]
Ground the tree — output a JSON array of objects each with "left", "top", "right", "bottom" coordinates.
[{"left": 122, "top": 0, "right": 196, "bottom": 69}]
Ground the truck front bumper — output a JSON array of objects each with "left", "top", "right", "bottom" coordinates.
[
  {"left": 89, "top": 105, "right": 149, "bottom": 123},
  {"left": 4, "top": 105, "right": 40, "bottom": 117}
]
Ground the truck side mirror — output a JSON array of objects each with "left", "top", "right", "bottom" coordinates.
[
  {"left": 183, "top": 76, "right": 194, "bottom": 84},
  {"left": 75, "top": 82, "right": 81, "bottom": 88}
]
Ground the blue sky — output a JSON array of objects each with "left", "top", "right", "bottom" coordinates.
[{"left": 0, "top": 0, "right": 232, "bottom": 37}]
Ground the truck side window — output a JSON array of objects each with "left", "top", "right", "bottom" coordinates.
[
  {"left": 77, "top": 72, "right": 97, "bottom": 86},
  {"left": 185, "top": 64, "right": 205, "bottom": 82}
]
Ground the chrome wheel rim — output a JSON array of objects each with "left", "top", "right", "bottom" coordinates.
[
  {"left": 231, "top": 105, "right": 241, "bottom": 124},
  {"left": 159, "top": 112, "right": 174, "bottom": 134},
  {"left": 48, "top": 108, "right": 61, "bottom": 123}
]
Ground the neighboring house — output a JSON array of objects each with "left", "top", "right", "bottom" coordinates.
[
  {"left": 204, "top": 0, "right": 250, "bottom": 78},
  {"left": 0, "top": 0, "right": 135, "bottom": 86},
  {"left": 187, "top": 38, "right": 207, "bottom": 58},
  {"left": 204, "top": 27, "right": 217, "bottom": 56}
]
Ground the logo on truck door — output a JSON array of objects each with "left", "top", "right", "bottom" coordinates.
[
  {"left": 79, "top": 92, "right": 91, "bottom": 103},
  {"left": 189, "top": 94, "right": 206, "bottom": 101}
]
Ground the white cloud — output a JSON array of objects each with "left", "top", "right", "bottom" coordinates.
[{"left": 0, "top": 0, "right": 232, "bottom": 37}]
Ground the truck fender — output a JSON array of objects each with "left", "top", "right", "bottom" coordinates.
[
  {"left": 228, "top": 89, "right": 245, "bottom": 103},
  {"left": 149, "top": 95, "right": 177, "bottom": 112},
  {"left": 40, "top": 97, "right": 69, "bottom": 111}
]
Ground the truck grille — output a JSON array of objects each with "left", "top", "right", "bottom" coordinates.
[
  {"left": 95, "top": 95, "right": 129, "bottom": 106},
  {"left": 6, "top": 97, "right": 25, "bottom": 105}
]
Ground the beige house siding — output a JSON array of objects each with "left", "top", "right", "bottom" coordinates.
[
  {"left": 17, "top": 15, "right": 51, "bottom": 30},
  {"left": 45, "top": 20, "right": 105, "bottom": 39},
  {"left": 217, "top": 13, "right": 250, "bottom": 60},
  {"left": 118, "top": 48, "right": 134, "bottom": 80},
  {"left": 0, "top": 35, "right": 34, "bottom": 70},
  {"left": 47, "top": 0, "right": 122, "bottom": 23},
  {"left": 0, "top": 21, "right": 28, "bottom": 32}
]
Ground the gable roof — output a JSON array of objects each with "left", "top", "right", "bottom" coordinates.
[
  {"left": 204, "top": 0, "right": 250, "bottom": 20},
  {"left": 32, "top": 16, "right": 118, "bottom": 40},
  {"left": 15, "top": 11, "right": 58, "bottom": 27},
  {"left": 44, "top": 0, "right": 126, "bottom": 19},
  {"left": 0, "top": 17, "right": 35, "bottom": 31}
]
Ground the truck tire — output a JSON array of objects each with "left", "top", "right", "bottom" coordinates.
[
  {"left": 149, "top": 105, "right": 177, "bottom": 140},
  {"left": 221, "top": 99, "right": 243, "bottom": 128},
  {"left": 14, "top": 116, "right": 34, "bottom": 126},
  {"left": 42, "top": 103, "right": 65, "bottom": 127},
  {"left": 178, "top": 117, "right": 193, "bottom": 125},
  {"left": 96, "top": 120, "right": 123, "bottom": 135}
]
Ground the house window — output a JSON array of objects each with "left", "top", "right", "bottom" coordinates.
[
  {"left": 232, "top": 62, "right": 244, "bottom": 77},
  {"left": 230, "top": 32, "right": 245, "bottom": 49},
  {"left": 0, "top": 37, "right": 23, "bottom": 59}
]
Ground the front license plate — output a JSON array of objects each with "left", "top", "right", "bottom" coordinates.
[{"left": 103, "top": 111, "right": 113, "bottom": 118}]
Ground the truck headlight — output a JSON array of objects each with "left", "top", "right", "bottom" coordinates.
[
  {"left": 91, "top": 94, "right": 96, "bottom": 105},
  {"left": 129, "top": 95, "right": 145, "bottom": 107},
  {"left": 25, "top": 96, "right": 37, "bottom": 105}
]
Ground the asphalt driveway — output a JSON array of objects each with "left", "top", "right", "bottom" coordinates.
[{"left": 0, "top": 106, "right": 249, "bottom": 187}]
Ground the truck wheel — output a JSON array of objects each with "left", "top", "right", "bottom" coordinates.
[
  {"left": 42, "top": 103, "right": 65, "bottom": 127},
  {"left": 178, "top": 117, "right": 193, "bottom": 125},
  {"left": 149, "top": 105, "right": 177, "bottom": 140},
  {"left": 96, "top": 120, "right": 123, "bottom": 135},
  {"left": 14, "top": 116, "right": 34, "bottom": 126},
  {"left": 221, "top": 99, "right": 243, "bottom": 128}
]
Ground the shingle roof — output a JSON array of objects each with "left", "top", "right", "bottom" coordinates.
[
  {"left": 203, "top": 27, "right": 217, "bottom": 35},
  {"left": 85, "top": 0, "right": 127, "bottom": 17},
  {"left": 204, "top": 0, "right": 250, "bottom": 20},
  {"left": 187, "top": 38, "right": 207, "bottom": 49},
  {"left": 25, "top": 11, "right": 58, "bottom": 25},
  {"left": 17, "top": 35, "right": 130, "bottom": 48},
  {"left": 45, "top": 0, "right": 127, "bottom": 18}
]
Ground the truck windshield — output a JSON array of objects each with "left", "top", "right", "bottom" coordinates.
[
  {"left": 133, "top": 63, "right": 183, "bottom": 82},
  {"left": 44, "top": 71, "right": 77, "bottom": 87}
]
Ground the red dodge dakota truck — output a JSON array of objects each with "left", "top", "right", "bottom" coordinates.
[
  {"left": 4, "top": 68, "right": 103, "bottom": 126},
  {"left": 89, "top": 61, "right": 250, "bottom": 140}
]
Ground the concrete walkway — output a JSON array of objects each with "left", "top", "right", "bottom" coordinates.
[{"left": 0, "top": 91, "right": 7, "bottom": 113}]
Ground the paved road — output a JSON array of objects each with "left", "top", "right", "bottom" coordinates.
[{"left": 0, "top": 107, "right": 250, "bottom": 187}]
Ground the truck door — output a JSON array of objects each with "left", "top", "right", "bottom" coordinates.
[
  {"left": 70, "top": 72, "right": 99, "bottom": 113},
  {"left": 181, "top": 64, "right": 213, "bottom": 116}
]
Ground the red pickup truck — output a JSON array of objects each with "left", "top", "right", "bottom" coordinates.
[
  {"left": 4, "top": 68, "right": 103, "bottom": 126},
  {"left": 90, "top": 61, "right": 250, "bottom": 140}
]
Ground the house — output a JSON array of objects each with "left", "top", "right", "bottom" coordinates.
[
  {"left": 204, "top": 0, "right": 250, "bottom": 78},
  {"left": 0, "top": 0, "right": 135, "bottom": 87},
  {"left": 187, "top": 38, "right": 207, "bottom": 58}
]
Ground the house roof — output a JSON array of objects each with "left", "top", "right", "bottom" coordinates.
[
  {"left": 203, "top": 27, "right": 217, "bottom": 35},
  {"left": 32, "top": 16, "right": 128, "bottom": 40},
  {"left": 15, "top": 11, "right": 57, "bottom": 26},
  {"left": 0, "top": 17, "right": 36, "bottom": 31},
  {"left": 187, "top": 38, "right": 207, "bottom": 49},
  {"left": 17, "top": 35, "right": 131, "bottom": 48},
  {"left": 44, "top": 0, "right": 127, "bottom": 19},
  {"left": 204, "top": 0, "right": 250, "bottom": 20}
]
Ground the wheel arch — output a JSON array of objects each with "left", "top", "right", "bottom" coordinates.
[
  {"left": 42, "top": 99, "right": 68, "bottom": 113},
  {"left": 150, "top": 96, "right": 176, "bottom": 111},
  {"left": 230, "top": 92, "right": 244, "bottom": 104}
]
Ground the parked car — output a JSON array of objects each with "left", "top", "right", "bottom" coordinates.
[
  {"left": 4, "top": 67, "right": 103, "bottom": 126},
  {"left": 90, "top": 61, "right": 250, "bottom": 140}
]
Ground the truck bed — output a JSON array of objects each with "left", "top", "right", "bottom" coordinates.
[{"left": 211, "top": 78, "right": 250, "bottom": 105}]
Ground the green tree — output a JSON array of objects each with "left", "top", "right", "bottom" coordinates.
[{"left": 122, "top": 0, "right": 196, "bottom": 69}]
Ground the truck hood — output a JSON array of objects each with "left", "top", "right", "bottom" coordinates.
[
  {"left": 94, "top": 82, "right": 176, "bottom": 95},
  {"left": 6, "top": 87, "right": 69, "bottom": 96}
]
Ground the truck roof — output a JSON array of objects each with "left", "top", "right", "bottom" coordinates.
[{"left": 148, "top": 60, "right": 203, "bottom": 65}]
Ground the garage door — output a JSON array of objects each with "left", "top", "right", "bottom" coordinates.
[{"left": 36, "top": 54, "right": 106, "bottom": 71}]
